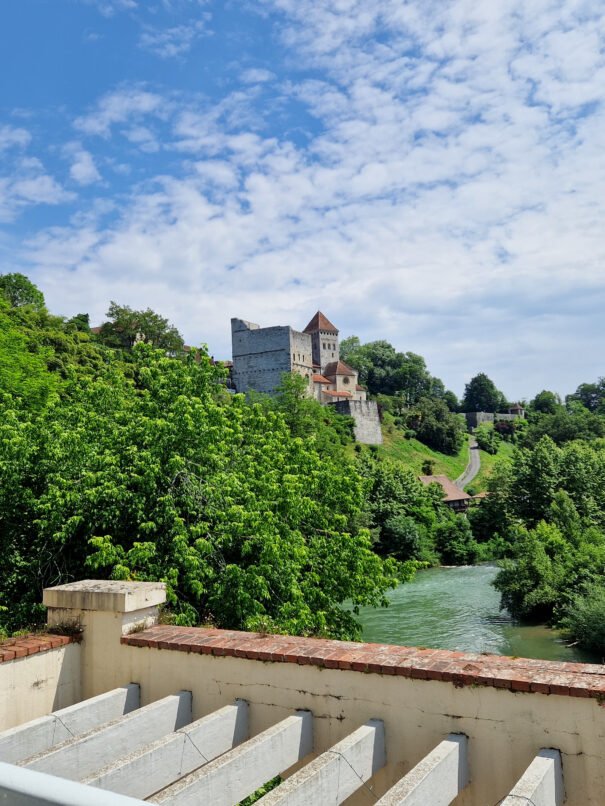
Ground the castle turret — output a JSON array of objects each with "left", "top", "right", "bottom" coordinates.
[{"left": 303, "top": 311, "right": 339, "bottom": 372}]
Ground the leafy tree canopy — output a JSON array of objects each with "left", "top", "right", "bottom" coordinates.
[
  {"left": 0, "top": 272, "right": 46, "bottom": 310},
  {"left": 340, "top": 336, "right": 445, "bottom": 404},
  {"left": 461, "top": 372, "right": 508, "bottom": 413},
  {"left": 98, "top": 301, "right": 185, "bottom": 354}
]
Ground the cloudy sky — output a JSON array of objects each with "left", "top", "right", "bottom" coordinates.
[{"left": 1, "top": 0, "right": 604, "bottom": 399}]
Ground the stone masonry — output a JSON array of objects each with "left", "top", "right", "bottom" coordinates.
[{"left": 231, "top": 311, "right": 382, "bottom": 444}]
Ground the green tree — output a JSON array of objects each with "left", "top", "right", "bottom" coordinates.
[
  {"left": 340, "top": 337, "right": 445, "bottom": 405},
  {"left": 474, "top": 423, "right": 501, "bottom": 455},
  {"left": 566, "top": 379, "right": 605, "bottom": 413},
  {"left": 407, "top": 397, "right": 465, "bottom": 455},
  {"left": 530, "top": 390, "right": 561, "bottom": 415},
  {"left": 98, "top": 301, "right": 185, "bottom": 354},
  {"left": 0, "top": 272, "right": 45, "bottom": 310},
  {"left": 461, "top": 373, "right": 507, "bottom": 413},
  {"left": 0, "top": 342, "right": 399, "bottom": 639}
]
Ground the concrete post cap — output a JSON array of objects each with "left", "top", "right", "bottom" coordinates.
[{"left": 43, "top": 580, "right": 167, "bottom": 613}]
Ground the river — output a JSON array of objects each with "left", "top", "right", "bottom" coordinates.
[{"left": 355, "top": 565, "right": 596, "bottom": 663}]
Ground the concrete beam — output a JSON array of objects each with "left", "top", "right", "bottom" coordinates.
[
  {"left": 150, "top": 710, "right": 313, "bottom": 806},
  {"left": 43, "top": 580, "right": 166, "bottom": 613},
  {"left": 83, "top": 700, "right": 249, "bottom": 799},
  {"left": 500, "top": 749, "right": 564, "bottom": 806},
  {"left": 21, "top": 691, "right": 191, "bottom": 781},
  {"left": 0, "top": 762, "right": 146, "bottom": 806},
  {"left": 375, "top": 734, "right": 468, "bottom": 806},
  {"left": 257, "top": 719, "right": 386, "bottom": 806},
  {"left": 0, "top": 685, "right": 139, "bottom": 764}
]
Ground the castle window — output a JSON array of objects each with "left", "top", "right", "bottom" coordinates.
[
  {"left": 343, "top": 376, "right": 350, "bottom": 385},
  {"left": 322, "top": 342, "right": 326, "bottom": 349}
]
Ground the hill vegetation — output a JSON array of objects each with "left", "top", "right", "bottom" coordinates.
[
  {"left": 0, "top": 274, "right": 477, "bottom": 640},
  {"left": 3, "top": 274, "right": 605, "bottom": 656}
]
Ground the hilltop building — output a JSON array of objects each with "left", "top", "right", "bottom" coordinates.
[{"left": 231, "top": 311, "right": 382, "bottom": 444}]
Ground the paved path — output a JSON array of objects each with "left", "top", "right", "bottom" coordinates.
[{"left": 455, "top": 437, "right": 480, "bottom": 489}]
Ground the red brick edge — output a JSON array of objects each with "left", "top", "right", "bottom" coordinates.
[
  {"left": 0, "top": 633, "right": 72, "bottom": 663},
  {"left": 122, "top": 626, "right": 605, "bottom": 700}
]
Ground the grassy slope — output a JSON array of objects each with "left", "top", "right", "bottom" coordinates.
[
  {"left": 354, "top": 423, "right": 514, "bottom": 493},
  {"left": 376, "top": 426, "right": 470, "bottom": 479},
  {"left": 468, "top": 441, "right": 515, "bottom": 493}
]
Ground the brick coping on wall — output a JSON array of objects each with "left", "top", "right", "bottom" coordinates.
[
  {"left": 122, "top": 626, "right": 605, "bottom": 700},
  {"left": 0, "top": 633, "right": 72, "bottom": 663}
]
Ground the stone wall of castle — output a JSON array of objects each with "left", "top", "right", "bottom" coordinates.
[
  {"left": 465, "top": 411, "right": 521, "bottom": 430},
  {"left": 231, "top": 319, "right": 294, "bottom": 394},
  {"left": 333, "top": 400, "right": 383, "bottom": 445}
]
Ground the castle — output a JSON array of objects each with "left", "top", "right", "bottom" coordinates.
[{"left": 231, "top": 311, "right": 382, "bottom": 444}]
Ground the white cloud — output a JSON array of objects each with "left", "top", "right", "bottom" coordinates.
[
  {"left": 84, "top": 0, "right": 138, "bottom": 17},
  {"left": 69, "top": 149, "right": 102, "bottom": 185},
  {"left": 0, "top": 157, "right": 74, "bottom": 221},
  {"left": 20, "top": 0, "right": 605, "bottom": 396},
  {"left": 74, "top": 88, "right": 166, "bottom": 137},
  {"left": 138, "top": 19, "right": 210, "bottom": 59},
  {"left": 0, "top": 125, "right": 31, "bottom": 151},
  {"left": 240, "top": 68, "right": 276, "bottom": 84}
]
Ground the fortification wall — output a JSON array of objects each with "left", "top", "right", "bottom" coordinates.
[
  {"left": 333, "top": 399, "right": 382, "bottom": 444},
  {"left": 465, "top": 411, "right": 521, "bottom": 430},
  {"left": 231, "top": 321, "right": 292, "bottom": 394}
]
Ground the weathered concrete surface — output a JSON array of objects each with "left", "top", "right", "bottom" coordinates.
[
  {"left": 84, "top": 700, "right": 249, "bottom": 799},
  {"left": 375, "top": 734, "right": 468, "bottom": 805},
  {"left": 500, "top": 749, "right": 564, "bottom": 806},
  {"left": 258, "top": 719, "right": 385, "bottom": 805},
  {"left": 0, "top": 761, "right": 146, "bottom": 805},
  {"left": 21, "top": 691, "right": 191, "bottom": 781},
  {"left": 111, "top": 643, "right": 605, "bottom": 806},
  {"left": 43, "top": 580, "right": 166, "bottom": 613},
  {"left": 0, "top": 684, "right": 139, "bottom": 763},
  {"left": 0, "top": 641, "right": 81, "bottom": 732},
  {"left": 151, "top": 710, "right": 313, "bottom": 806}
]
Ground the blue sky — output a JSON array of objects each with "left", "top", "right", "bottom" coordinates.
[{"left": 1, "top": 0, "right": 605, "bottom": 399}]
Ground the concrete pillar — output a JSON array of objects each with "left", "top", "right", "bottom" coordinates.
[
  {"left": 258, "top": 719, "right": 386, "bottom": 805},
  {"left": 43, "top": 580, "right": 166, "bottom": 698},
  {"left": 151, "top": 710, "right": 313, "bottom": 806},
  {"left": 500, "top": 749, "right": 564, "bottom": 806},
  {"left": 21, "top": 691, "right": 191, "bottom": 781},
  {"left": 83, "top": 700, "right": 249, "bottom": 799},
  {"left": 376, "top": 734, "right": 468, "bottom": 806},
  {"left": 0, "top": 685, "right": 139, "bottom": 764}
]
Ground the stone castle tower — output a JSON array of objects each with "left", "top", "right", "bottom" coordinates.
[{"left": 230, "top": 311, "right": 382, "bottom": 444}]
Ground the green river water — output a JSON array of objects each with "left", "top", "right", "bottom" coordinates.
[{"left": 356, "top": 565, "right": 597, "bottom": 663}]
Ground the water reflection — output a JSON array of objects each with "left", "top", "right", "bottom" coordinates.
[{"left": 355, "top": 565, "right": 596, "bottom": 663}]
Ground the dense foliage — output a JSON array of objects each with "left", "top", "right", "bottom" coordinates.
[
  {"left": 472, "top": 436, "right": 605, "bottom": 654},
  {"left": 0, "top": 276, "right": 405, "bottom": 640},
  {"left": 339, "top": 336, "right": 454, "bottom": 405},
  {"left": 461, "top": 372, "right": 508, "bottom": 413}
]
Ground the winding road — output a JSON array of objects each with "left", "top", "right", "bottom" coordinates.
[{"left": 455, "top": 437, "right": 480, "bottom": 490}]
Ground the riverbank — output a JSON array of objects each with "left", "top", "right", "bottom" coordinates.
[{"left": 355, "top": 565, "right": 597, "bottom": 663}]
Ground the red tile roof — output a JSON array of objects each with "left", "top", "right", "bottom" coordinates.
[
  {"left": 323, "top": 360, "right": 357, "bottom": 377},
  {"left": 303, "top": 311, "right": 339, "bottom": 334},
  {"left": 312, "top": 374, "right": 332, "bottom": 384},
  {"left": 323, "top": 389, "right": 352, "bottom": 397},
  {"left": 356, "top": 384, "right": 365, "bottom": 391},
  {"left": 419, "top": 475, "right": 471, "bottom": 502}
]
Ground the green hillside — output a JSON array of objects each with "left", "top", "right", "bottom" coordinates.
[
  {"left": 376, "top": 426, "right": 470, "bottom": 480},
  {"left": 468, "top": 442, "right": 515, "bottom": 493}
]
